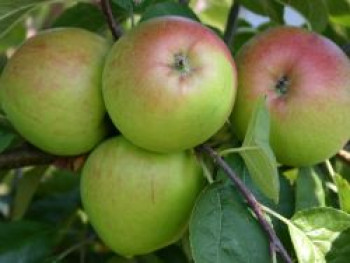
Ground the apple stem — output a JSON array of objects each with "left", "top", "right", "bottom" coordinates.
[
  {"left": 174, "top": 54, "right": 191, "bottom": 75},
  {"left": 223, "top": 2, "right": 241, "bottom": 47},
  {"left": 275, "top": 75, "right": 289, "bottom": 95},
  {"left": 196, "top": 144, "right": 293, "bottom": 263},
  {"left": 100, "top": 0, "right": 123, "bottom": 40}
]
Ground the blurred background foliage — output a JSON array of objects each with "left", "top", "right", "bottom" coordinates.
[{"left": 0, "top": 0, "right": 350, "bottom": 262}]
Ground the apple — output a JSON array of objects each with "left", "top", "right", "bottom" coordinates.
[
  {"left": 103, "top": 16, "right": 237, "bottom": 153},
  {"left": 80, "top": 136, "right": 204, "bottom": 257},
  {"left": 0, "top": 28, "right": 109, "bottom": 155},
  {"left": 230, "top": 26, "right": 350, "bottom": 166}
]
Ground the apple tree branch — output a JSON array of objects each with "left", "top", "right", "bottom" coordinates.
[
  {"left": 224, "top": 1, "right": 240, "bottom": 47},
  {"left": 196, "top": 144, "right": 293, "bottom": 263},
  {"left": 100, "top": 0, "right": 123, "bottom": 40}
]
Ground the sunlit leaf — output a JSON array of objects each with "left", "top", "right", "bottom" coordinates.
[
  {"left": 334, "top": 173, "right": 350, "bottom": 213},
  {"left": 288, "top": 207, "right": 350, "bottom": 263}
]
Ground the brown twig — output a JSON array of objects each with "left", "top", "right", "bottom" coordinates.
[
  {"left": 337, "top": 150, "right": 350, "bottom": 164},
  {"left": 100, "top": 0, "right": 123, "bottom": 40},
  {"left": 197, "top": 144, "right": 293, "bottom": 263},
  {"left": 0, "top": 144, "right": 85, "bottom": 171},
  {"left": 0, "top": 145, "right": 56, "bottom": 170},
  {"left": 223, "top": 1, "right": 240, "bottom": 47}
]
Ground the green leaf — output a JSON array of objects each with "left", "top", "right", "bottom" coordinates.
[
  {"left": 52, "top": 3, "right": 106, "bottom": 33},
  {"left": 190, "top": 0, "right": 232, "bottom": 31},
  {"left": 326, "top": 0, "right": 350, "bottom": 27},
  {"left": 0, "top": 129, "right": 16, "bottom": 153},
  {"left": 0, "top": 0, "right": 66, "bottom": 38},
  {"left": 26, "top": 187, "right": 80, "bottom": 224},
  {"left": 326, "top": 227, "right": 350, "bottom": 262},
  {"left": 334, "top": 173, "right": 350, "bottom": 213},
  {"left": 288, "top": 207, "right": 350, "bottom": 263},
  {"left": 295, "top": 167, "right": 326, "bottom": 212},
  {"left": 278, "top": 0, "right": 328, "bottom": 32},
  {"left": 189, "top": 183, "right": 271, "bottom": 263},
  {"left": 0, "top": 221, "right": 55, "bottom": 263},
  {"left": 112, "top": 0, "right": 133, "bottom": 11},
  {"left": 239, "top": 0, "right": 284, "bottom": 24},
  {"left": 240, "top": 97, "right": 279, "bottom": 203},
  {"left": 11, "top": 166, "right": 48, "bottom": 220},
  {"left": 0, "top": 23, "right": 26, "bottom": 52},
  {"left": 140, "top": 1, "right": 199, "bottom": 23},
  {"left": 221, "top": 154, "right": 294, "bottom": 246},
  {"left": 0, "top": 6, "right": 32, "bottom": 39}
]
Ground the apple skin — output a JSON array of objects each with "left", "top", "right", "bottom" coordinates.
[
  {"left": 103, "top": 16, "right": 236, "bottom": 153},
  {"left": 231, "top": 26, "right": 350, "bottom": 166},
  {"left": 0, "top": 28, "right": 109, "bottom": 155},
  {"left": 80, "top": 136, "right": 204, "bottom": 257}
]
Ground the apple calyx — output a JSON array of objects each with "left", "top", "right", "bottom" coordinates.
[
  {"left": 173, "top": 53, "right": 191, "bottom": 75},
  {"left": 275, "top": 75, "right": 290, "bottom": 96}
]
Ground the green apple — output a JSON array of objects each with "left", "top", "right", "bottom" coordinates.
[
  {"left": 0, "top": 28, "right": 109, "bottom": 155},
  {"left": 103, "top": 16, "right": 236, "bottom": 153},
  {"left": 80, "top": 136, "right": 204, "bottom": 257},
  {"left": 231, "top": 26, "right": 350, "bottom": 166}
]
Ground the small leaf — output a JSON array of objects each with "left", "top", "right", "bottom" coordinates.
[
  {"left": 140, "top": 1, "right": 199, "bottom": 23},
  {"left": 0, "top": 221, "right": 55, "bottom": 263},
  {"left": 240, "top": 97, "right": 279, "bottom": 203},
  {"left": 239, "top": 0, "right": 284, "bottom": 24},
  {"left": 278, "top": 0, "right": 328, "bottom": 32},
  {"left": 52, "top": 3, "right": 106, "bottom": 33},
  {"left": 190, "top": 183, "right": 271, "bottom": 263},
  {"left": 190, "top": 0, "right": 232, "bottom": 31},
  {"left": 295, "top": 167, "right": 326, "bottom": 212},
  {"left": 334, "top": 173, "right": 350, "bottom": 213},
  {"left": 11, "top": 166, "right": 48, "bottom": 220},
  {"left": 288, "top": 207, "right": 350, "bottom": 263}
]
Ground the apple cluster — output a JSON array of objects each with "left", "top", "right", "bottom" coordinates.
[{"left": 1, "top": 16, "right": 350, "bottom": 257}]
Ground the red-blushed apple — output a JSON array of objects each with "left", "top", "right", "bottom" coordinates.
[
  {"left": 231, "top": 26, "right": 350, "bottom": 166},
  {"left": 80, "top": 136, "right": 204, "bottom": 257},
  {"left": 0, "top": 28, "right": 110, "bottom": 155},
  {"left": 103, "top": 16, "right": 237, "bottom": 153}
]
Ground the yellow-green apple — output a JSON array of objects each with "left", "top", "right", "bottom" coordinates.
[
  {"left": 231, "top": 26, "right": 350, "bottom": 166},
  {"left": 0, "top": 28, "right": 109, "bottom": 155},
  {"left": 103, "top": 16, "right": 236, "bottom": 153},
  {"left": 80, "top": 136, "right": 204, "bottom": 257}
]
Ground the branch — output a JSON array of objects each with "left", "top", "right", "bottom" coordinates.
[
  {"left": 0, "top": 145, "right": 85, "bottom": 171},
  {"left": 223, "top": 1, "right": 240, "bottom": 47},
  {"left": 197, "top": 144, "right": 293, "bottom": 263},
  {"left": 337, "top": 150, "right": 350, "bottom": 165},
  {"left": 100, "top": 0, "right": 123, "bottom": 40},
  {"left": 342, "top": 43, "right": 350, "bottom": 58},
  {"left": 0, "top": 145, "right": 56, "bottom": 170}
]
